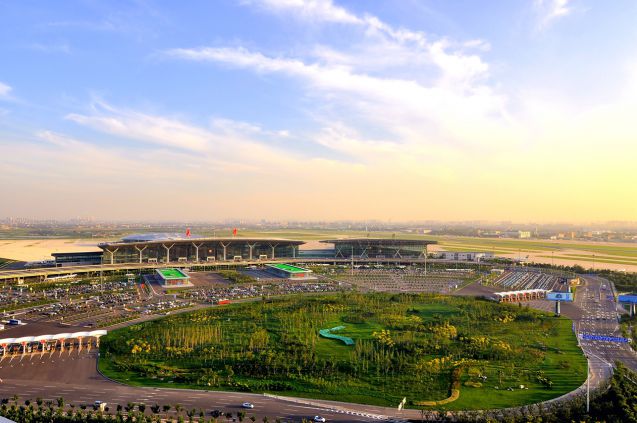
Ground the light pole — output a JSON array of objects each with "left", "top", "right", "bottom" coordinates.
[{"left": 586, "top": 354, "right": 590, "bottom": 414}]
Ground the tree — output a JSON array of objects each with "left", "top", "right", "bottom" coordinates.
[{"left": 56, "top": 397, "right": 64, "bottom": 409}]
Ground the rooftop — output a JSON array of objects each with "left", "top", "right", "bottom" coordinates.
[
  {"left": 321, "top": 238, "right": 437, "bottom": 245},
  {"left": 99, "top": 236, "right": 305, "bottom": 248},
  {"left": 156, "top": 268, "right": 189, "bottom": 279},
  {"left": 120, "top": 233, "right": 203, "bottom": 243},
  {"left": 266, "top": 263, "right": 311, "bottom": 273}
]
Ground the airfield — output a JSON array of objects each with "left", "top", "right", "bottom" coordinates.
[{"left": 2, "top": 232, "right": 637, "bottom": 271}]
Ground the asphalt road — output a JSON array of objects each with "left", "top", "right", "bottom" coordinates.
[
  {"left": 0, "top": 349, "right": 407, "bottom": 422},
  {"left": 519, "top": 275, "right": 637, "bottom": 395},
  {"left": 575, "top": 276, "right": 637, "bottom": 373}
]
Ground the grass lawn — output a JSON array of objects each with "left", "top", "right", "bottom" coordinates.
[
  {"left": 538, "top": 255, "right": 637, "bottom": 266},
  {"left": 99, "top": 293, "right": 586, "bottom": 410}
]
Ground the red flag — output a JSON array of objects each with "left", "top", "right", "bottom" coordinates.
[
  {"left": 186, "top": 228, "right": 191, "bottom": 237},
  {"left": 232, "top": 228, "right": 237, "bottom": 236}
]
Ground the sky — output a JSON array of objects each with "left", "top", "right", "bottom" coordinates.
[{"left": 0, "top": 0, "right": 636, "bottom": 223}]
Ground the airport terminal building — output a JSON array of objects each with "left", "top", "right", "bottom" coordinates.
[
  {"left": 98, "top": 233, "right": 304, "bottom": 264},
  {"left": 321, "top": 238, "right": 437, "bottom": 259}
]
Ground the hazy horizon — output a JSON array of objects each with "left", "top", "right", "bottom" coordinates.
[{"left": 1, "top": 1, "right": 636, "bottom": 222}]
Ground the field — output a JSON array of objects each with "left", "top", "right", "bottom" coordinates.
[
  {"left": 99, "top": 293, "right": 586, "bottom": 410},
  {"left": 0, "top": 239, "right": 105, "bottom": 261}
]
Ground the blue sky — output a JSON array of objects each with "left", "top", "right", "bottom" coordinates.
[{"left": 1, "top": 0, "right": 636, "bottom": 222}]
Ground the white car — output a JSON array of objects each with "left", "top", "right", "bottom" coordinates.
[
  {"left": 313, "top": 416, "right": 326, "bottom": 423},
  {"left": 242, "top": 402, "right": 254, "bottom": 409}
]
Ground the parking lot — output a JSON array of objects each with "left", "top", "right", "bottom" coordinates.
[{"left": 327, "top": 266, "right": 475, "bottom": 293}]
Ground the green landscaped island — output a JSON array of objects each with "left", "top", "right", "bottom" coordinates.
[
  {"left": 156, "top": 268, "right": 189, "bottom": 279},
  {"left": 266, "top": 263, "right": 309, "bottom": 273},
  {"left": 99, "top": 293, "right": 586, "bottom": 410}
]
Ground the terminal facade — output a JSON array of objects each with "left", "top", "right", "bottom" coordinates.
[
  {"left": 321, "top": 238, "right": 437, "bottom": 259},
  {"left": 98, "top": 234, "right": 304, "bottom": 264},
  {"left": 47, "top": 234, "right": 440, "bottom": 267}
]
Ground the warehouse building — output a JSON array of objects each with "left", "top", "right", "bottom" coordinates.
[{"left": 436, "top": 251, "right": 494, "bottom": 261}]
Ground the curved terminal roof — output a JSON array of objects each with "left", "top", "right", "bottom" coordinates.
[
  {"left": 99, "top": 236, "right": 304, "bottom": 248},
  {"left": 120, "top": 233, "right": 203, "bottom": 243},
  {"left": 321, "top": 238, "right": 437, "bottom": 245},
  {"left": 0, "top": 330, "right": 107, "bottom": 346}
]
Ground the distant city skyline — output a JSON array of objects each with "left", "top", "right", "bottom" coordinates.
[{"left": 1, "top": 0, "right": 636, "bottom": 222}]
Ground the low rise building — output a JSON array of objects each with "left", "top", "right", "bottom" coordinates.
[{"left": 437, "top": 251, "right": 494, "bottom": 261}]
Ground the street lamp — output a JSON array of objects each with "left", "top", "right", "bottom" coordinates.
[{"left": 585, "top": 354, "right": 590, "bottom": 414}]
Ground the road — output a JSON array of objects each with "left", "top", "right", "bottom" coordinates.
[
  {"left": 0, "top": 258, "right": 483, "bottom": 283},
  {"left": 0, "top": 349, "right": 410, "bottom": 422},
  {"left": 520, "top": 275, "right": 637, "bottom": 398},
  {"left": 575, "top": 275, "right": 637, "bottom": 373}
]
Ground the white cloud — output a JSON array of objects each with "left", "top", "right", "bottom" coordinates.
[
  {"left": 246, "top": 0, "right": 490, "bottom": 84},
  {"left": 27, "top": 42, "right": 72, "bottom": 54},
  {"left": 535, "top": 0, "right": 573, "bottom": 29},
  {"left": 165, "top": 0, "right": 499, "bottom": 159},
  {"left": 0, "top": 82, "right": 11, "bottom": 98},
  {"left": 63, "top": 100, "right": 353, "bottom": 178},
  {"left": 66, "top": 101, "right": 212, "bottom": 152},
  {"left": 244, "top": 0, "right": 362, "bottom": 24},
  {"left": 164, "top": 45, "right": 508, "bottom": 152}
]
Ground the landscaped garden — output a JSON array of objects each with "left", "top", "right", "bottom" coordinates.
[{"left": 99, "top": 293, "right": 586, "bottom": 410}]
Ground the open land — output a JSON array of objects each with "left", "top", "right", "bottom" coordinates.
[{"left": 98, "top": 292, "right": 587, "bottom": 410}]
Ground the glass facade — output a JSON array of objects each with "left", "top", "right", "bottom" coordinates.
[
  {"left": 99, "top": 239, "right": 301, "bottom": 264},
  {"left": 53, "top": 252, "right": 104, "bottom": 267},
  {"left": 325, "top": 239, "right": 436, "bottom": 259}
]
